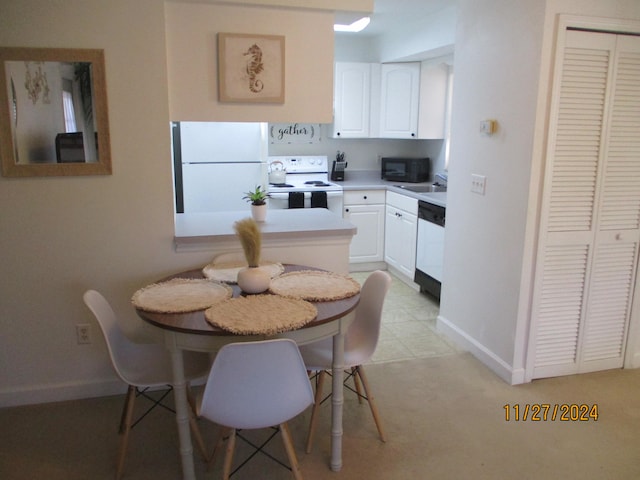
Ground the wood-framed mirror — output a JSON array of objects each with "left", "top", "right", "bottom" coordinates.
[{"left": 0, "top": 47, "right": 111, "bottom": 177}]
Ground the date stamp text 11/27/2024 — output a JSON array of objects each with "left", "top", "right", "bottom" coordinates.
[{"left": 504, "top": 404, "right": 598, "bottom": 422}]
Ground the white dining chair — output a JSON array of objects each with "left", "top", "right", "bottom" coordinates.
[
  {"left": 198, "top": 338, "right": 314, "bottom": 480},
  {"left": 83, "top": 290, "right": 210, "bottom": 480},
  {"left": 299, "top": 270, "right": 392, "bottom": 453}
]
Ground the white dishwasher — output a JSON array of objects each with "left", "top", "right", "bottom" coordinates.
[{"left": 415, "top": 200, "right": 445, "bottom": 299}]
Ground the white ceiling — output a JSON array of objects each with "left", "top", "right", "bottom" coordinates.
[{"left": 335, "top": 0, "right": 453, "bottom": 37}]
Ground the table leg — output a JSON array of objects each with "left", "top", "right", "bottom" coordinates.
[
  {"left": 331, "top": 331, "right": 345, "bottom": 472},
  {"left": 169, "top": 345, "right": 196, "bottom": 480}
]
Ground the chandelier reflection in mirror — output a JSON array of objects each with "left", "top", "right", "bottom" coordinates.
[{"left": 24, "top": 61, "right": 50, "bottom": 105}]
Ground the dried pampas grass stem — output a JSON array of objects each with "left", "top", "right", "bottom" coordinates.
[{"left": 234, "top": 217, "right": 262, "bottom": 267}]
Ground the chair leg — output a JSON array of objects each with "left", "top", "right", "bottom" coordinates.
[
  {"left": 207, "top": 426, "right": 229, "bottom": 471},
  {"left": 355, "top": 365, "right": 386, "bottom": 442},
  {"left": 222, "top": 428, "right": 236, "bottom": 480},
  {"left": 186, "top": 382, "right": 197, "bottom": 417},
  {"left": 305, "top": 370, "right": 326, "bottom": 454},
  {"left": 189, "top": 414, "right": 208, "bottom": 461},
  {"left": 116, "top": 385, "right": 136, "bottom": 480},
  {"left": 118, "top": 386, "right": 131, "bottom": 434},
  {"left": 351, "top": 366, "right": 364, "bottom": 404},
  {"left": 183, "top": 381, "right": 208, "bottom": 461},
  {"left": 280, "top": 422, "right": 304, "bottom": 480}
]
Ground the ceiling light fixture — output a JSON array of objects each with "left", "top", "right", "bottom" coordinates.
[{"left": 334, "top": 16, "right": 370, "bottom": 33}]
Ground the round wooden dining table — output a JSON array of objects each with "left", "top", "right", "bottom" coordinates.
[{"left": 135, "top": 264, "right": 360, "bottom": 480}]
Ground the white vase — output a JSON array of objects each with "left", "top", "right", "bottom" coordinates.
[
  {"left": 251, "top": 204, "right": 267, "bottom": 222},
  {"left": 237, "top": 266, "right": 270, "bottom": 294}
]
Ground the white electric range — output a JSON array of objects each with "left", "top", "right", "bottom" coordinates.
[{"left": 266, "top": 156, "right": 344, "bottom": 214}]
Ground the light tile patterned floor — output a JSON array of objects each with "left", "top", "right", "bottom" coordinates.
[{"left": 349, "top": 271, "right": 461, "bottom": 364}]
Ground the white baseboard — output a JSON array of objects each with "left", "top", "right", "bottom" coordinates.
[
  {"left": 1, "top": 377, "right": 208, "bottom": 408},
  {"left": 348, "top": 261, "right": 387, "bottom": 272},
  {"left": 625, "top": 351, "right": 640, "bottom": 369},
  {"left": 436, "top": 314, "right": 526, "bottom": 385},
  {"left": 0, "top": 378, "right": 127, "bottom": 408},
  {"left": 386, "top": 265, "right": 419, "bottom": 291}
]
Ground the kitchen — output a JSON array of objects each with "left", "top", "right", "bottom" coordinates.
[
  {"left": 2, "top": 0, "right": 640, "bottom": 417},
  {"left": 173, "top": 26, "right": 453, "bottom": 294},
  {"left": 173, "top": 115, "right": 451, "bottom": 298}
]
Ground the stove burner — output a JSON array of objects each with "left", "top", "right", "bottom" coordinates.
[
  {"left": 305, "top": 181, "right": 331, "bottom": 187},
  {"left": 270, "top": 183, "right": 294, "bottom": 188}
]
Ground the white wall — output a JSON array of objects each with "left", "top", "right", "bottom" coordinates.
[
  {"left": 0, "top": 0, "right": 177, "bottom": 406},
  {"left": 165, "top": 2, "right": 335, "bottom": 122},
  {"left": 377, "top": 5, "right": 456, "bottom": 63},
  {"left": 268, "top": 125, "right": 444, "bottom": 175},
  {"left": 0, "top": 0, "right": 342, "bottom": 407},
  {"left": 437, "top": 0, "right": 546, "bottom": 383}
]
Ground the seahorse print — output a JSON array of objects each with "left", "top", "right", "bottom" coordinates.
[{"left": 244, "top": 44, "right": 264, "bottom": 93}]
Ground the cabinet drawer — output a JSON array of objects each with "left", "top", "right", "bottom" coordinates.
[
  {"left": 344, "top": 189, "right": 386, "bottom": 205},
  {"left": 386, "top": 191, "right": 418, "bottom": 214}
]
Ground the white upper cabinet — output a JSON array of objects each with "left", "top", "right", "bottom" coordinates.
[
  {"left": 377, "top": 63, "right": 421, "bottom": 139},
  {"left": 333, "top": 62, "right": 372, "bottom": 138},
  {"left": 418, "top": 62, "right": 449, "bottom": 139},
  {"left": 333, "top": 61, "right": 447, "bottom": 139}
]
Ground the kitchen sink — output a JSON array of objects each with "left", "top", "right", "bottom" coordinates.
[{"left": 394, "top": 184, "right": 447, "bottom": 193}]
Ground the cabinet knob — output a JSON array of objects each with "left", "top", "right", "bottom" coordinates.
[
  {"left": 345, "top": 208, "right": 350, "bottom": 212},
  {"left": 337, "top": 132, "right": 341, "bottom": 136},
  {"left": 363, "top": 195, "right": 367, "bottom": 200},
  {"left": 411, "top": 133, "right": 416, "bottom": 137}
]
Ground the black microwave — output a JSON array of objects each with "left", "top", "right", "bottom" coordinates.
[{"left": 381, "top": 157, "right": 430, "bottom": 183}]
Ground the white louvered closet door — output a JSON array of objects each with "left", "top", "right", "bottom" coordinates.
[{"left": 529, "top": 30, "right": 640, "bottom": 379}]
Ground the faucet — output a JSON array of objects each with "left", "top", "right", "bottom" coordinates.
[{"left": 434, "top": 173, "right": 448, "bottom": 187}]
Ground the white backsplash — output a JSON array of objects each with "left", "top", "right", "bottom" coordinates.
[{"left": 267, "top": 124, "right": 446, "bottom": 180}]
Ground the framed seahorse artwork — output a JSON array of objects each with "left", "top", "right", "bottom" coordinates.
[{"left": 217, "top": 33, "right": 285, "bottom": 103}]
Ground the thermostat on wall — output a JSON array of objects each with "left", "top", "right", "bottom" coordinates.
[{"left": 480, "top": 119, "right": 498, "bottom": 135}]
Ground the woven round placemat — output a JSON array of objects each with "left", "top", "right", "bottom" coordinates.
[
  {"left": 202, "top": 260, "right": 284, "bottom": 284},
  {"left": 205, "top": 295, "right": 317, "bottom": 335},
  {"left": 132, "top": 278, "right": 233, "bottom": 313},
  {"left": 268, "top": 270, "right": 361, "bottom": 301}
]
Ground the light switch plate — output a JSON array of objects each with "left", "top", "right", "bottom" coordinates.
[{"left": 471, "top": 174, "right": 486, "bottom": 195}]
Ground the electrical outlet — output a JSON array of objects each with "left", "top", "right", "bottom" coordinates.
[
  {"left": 471, "top": 174, "right": 486, "bottom": 195},
  {"left": 76, "top": 324, "right": 92, "bottom": 344}
]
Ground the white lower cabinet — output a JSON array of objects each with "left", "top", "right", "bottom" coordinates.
[
  {"left": 384, "top": 191, "right": 418, "bottom": 279},
  {"left": 343, "top": 190, "right": 386, "bottom": 263}
]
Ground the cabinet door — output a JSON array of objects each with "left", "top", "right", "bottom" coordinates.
[
  {"left": 384, "top": 205, "right": 418, "bottom": 277},
  {"left": 378, "top": 63, "right": 420, "bottom": 139},
  {"left": 528, "top": 31, "right": 640, "bottom": 380},
  {"left": 333, "top": 63, "right": 371, "bottom": 138},
  {"left": 344, "top": 204, "right": 385, "bottom": 263},
  {"left": 417, "top": 62, "right": 448, "bottom": 139}
]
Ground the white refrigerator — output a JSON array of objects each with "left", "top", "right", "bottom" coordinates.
[{"left": 173, "top": 122, "right": 268, "bottom": 213}]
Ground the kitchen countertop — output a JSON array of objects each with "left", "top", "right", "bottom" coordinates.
[
  {"left": 175, "top": 208, "right": 356, "bottom": 242},
  {"left": 337, "top": 170, "right": 447, "bottom": 208},
  {"left": 174, "top": 208, "right": 356, "bottom": 277}
]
